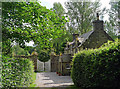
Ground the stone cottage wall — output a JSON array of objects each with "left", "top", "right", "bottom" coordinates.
[
  {"left": 81, "top": 30, "right": 113, "bottom": 49},
  {"left": 59, "top": 54, "right": 71, "bottom": 75}
]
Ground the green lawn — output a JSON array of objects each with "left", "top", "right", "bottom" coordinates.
[{"left": 29, "top": 72, "right": 37, "bottom": 87}]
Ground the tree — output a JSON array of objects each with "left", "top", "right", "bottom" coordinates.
[
  {"left": 106, "top": 1, "right": 120, "bottom": 39},
  {"left": 12, "top": 44, "right": 30, "bottom": 56},
  {"left": 24, "top": 46, "right": 35, "bottom": 55},
  {"left": 104, "top": 21, "right": 118, "bottom": 39},
  {"left": 65, "top": 1, "right": 107, "bottom": 35},
  {"left": 2, "top": 2, "right": 67, "bottom": 56},
  {"left": 51, "top": 2, "right": 69, "bottom": 54},
  {"left": 53, "top": 2, "right": 65, "bottom": 17},
  {"left": 109, "top": 1, "right": 120, "bottom": 28}
]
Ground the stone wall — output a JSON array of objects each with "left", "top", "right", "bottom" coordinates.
[
  {"left": 59, "top": 54, "right": 71, "bottom": 75},
  {"left": 50, "top": 55, "right": 59, "bottom": 72},
  {"left": 31, "top": 55, "right": 37, "bottom": 71},
  {"left": 14, "top": 55, "right": 38, "bottom": 72},
  {"left": 15, "top": 55, "right": 51, "bottom": 72}
]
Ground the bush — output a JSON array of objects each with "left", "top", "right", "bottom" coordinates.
[
  {"left": 71, "top": 39, "right": 120, "bottom": 88},
  {"left": 38, "top": 51, "right": 50, "bottom": 62},
  {"left": 2, "top": 56, "right": 34, "bottom": 87}
]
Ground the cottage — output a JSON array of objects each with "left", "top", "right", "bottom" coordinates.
[
  {"left": 64, "top": 13, "right": 113, "bottom": 55},
  {"left": 51, "top": 13, "right": 114, "bottom": 76}
]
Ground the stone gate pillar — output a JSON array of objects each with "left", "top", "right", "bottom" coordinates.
[{"left": 31, "top": 50, "right": 38, "bottom": 72}]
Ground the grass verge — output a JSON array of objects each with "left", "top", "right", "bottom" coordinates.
[{"left": 29, "top": 72, "right": 37, "bottom": 87}]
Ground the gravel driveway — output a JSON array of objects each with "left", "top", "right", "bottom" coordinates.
[{"left": 36, "top": 72, "right": 74, "bottom": 87}]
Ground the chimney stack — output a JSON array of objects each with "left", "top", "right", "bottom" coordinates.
[{"left": 93, "top": 13, "right": 104, "bottom": 31}]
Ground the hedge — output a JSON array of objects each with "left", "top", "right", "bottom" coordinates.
[
  {"left": 71, "top": 39, "right": 120, "bottom": 88},
  {"left": 2, "top": 56, "right": 34, "bottom": 88}
]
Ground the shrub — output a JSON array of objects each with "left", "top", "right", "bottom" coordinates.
[
  {"left": 38, "top": 51, "right": 50, "bottom": 62},
  {"left": 71, "top": 39, "right": 120, "bottom": 88},
  {"left": 2, "top": 56, "right": 34, "bottom": 87}
]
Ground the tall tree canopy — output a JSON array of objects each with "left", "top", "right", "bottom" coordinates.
[
  {"left": 12, "top": 44, "right": 30, "bottom": 56},
  {"left": 2, "top": 2, "right": 67, "bottom": 55},
  {"left": 53, "top": 2, "right": 65, "bottom": 17},
  {"left": 65, "top": 1, "right": 107, "bottom": 35},
  {"left": 105, "top": 1, "right": 120, "bottom": 39},
  {"left": 51, "top": 2, "right": 68, "bottom": 54},
  {"left": 109, "top": 1, "right": 120, "bottom": 29}
]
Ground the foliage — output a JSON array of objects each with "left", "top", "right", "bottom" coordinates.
[
  {"left": 24, "top": 46, "right": 35, "bottom": 55},
  {"left": 53, "top": 2, "right": 65, "bottom": 17},
  {"left": 52, "top": 2, "right": 71, "bottom": 54},
  {"left": 29, "top": 72, "right": 37, "bottom": 87},
  {"left": 2, "top": 56, "right": 34, "bottom": 87},
  {"left": 12, "top": 44, "right": 30, "bottom": 56},
  {"left": 2, "top": 2, "right": 67, "bottom": 55},
  {"left": 0, "top": 54, "right": 1, "bottom": 87},
  {"left": 104, "top": 21, "right": 118, "bottom": 39},
  {"left": 37, "top": 50, "right": 50, "bottom": 71},
  {"left": 109, "top": 1, "right": 120, "bottom": 29},
  {"left": 37, "top": 50, "right": 50, "bottom": 62},
  {"left": 65, "top": 1, "right": 107, "bottom": 35},
  {"left": 71, "top": 39, "right": 120, "bottom": 88},
  {"left": 52, "top": 36, "right": 70, "bottom": 55},
  {"left": 104, "top": 1, "right": 120, "bottom": 39}
]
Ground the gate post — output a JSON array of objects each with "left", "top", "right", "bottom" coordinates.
[{"left": 31, "top": 50, "right": 38, "bottom": 72}]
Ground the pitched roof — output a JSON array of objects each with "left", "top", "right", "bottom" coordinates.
[
  {"left": 65, "top": 30, "right": 113, "bottom": 49},
  {"left": 66, "top": 30, "right": 94, "bottom": 48},
  {"left": 78, "top": 30, "right": 94, "bottom": 47}
]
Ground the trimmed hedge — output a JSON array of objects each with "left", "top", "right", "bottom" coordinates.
[
  {"left": 2, "top": 56, "right": 34, "bottom": 87},
  {"left": 71, "top": 39, "right": 120, "bottom": 88}
]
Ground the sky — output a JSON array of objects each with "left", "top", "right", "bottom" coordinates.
[
  {"left": 26, "top": 0, "right": 111, "bottom": 46},
  {"left": 40, "top": 0, "right": 111, "bottom": 10},
  {"left": 40, "top": 0, "right": 111, "bottom": 20}
]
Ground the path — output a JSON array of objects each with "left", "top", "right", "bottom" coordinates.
[{"left": 36, "top": 72, "right": 74, "bottom": 87}]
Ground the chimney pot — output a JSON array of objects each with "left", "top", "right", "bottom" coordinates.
[{"left": 97, "top": 13, "right": 99, "bottom": 20}]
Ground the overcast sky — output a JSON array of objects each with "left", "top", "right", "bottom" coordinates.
[
  {"left": 40, "top": 0, "right": 111, "bottom": 20},
  {"left": 40, "top": 0, "right": 111, "bottom": 11}
]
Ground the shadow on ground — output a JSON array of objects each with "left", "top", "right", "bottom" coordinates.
[{"left": 36, "top": 72, "right": 74, "bottom": 87}]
